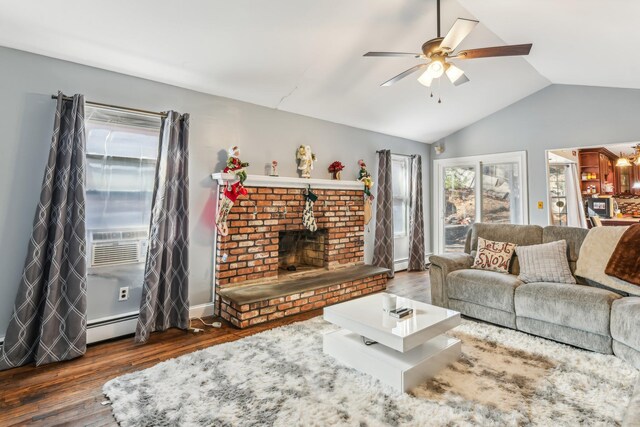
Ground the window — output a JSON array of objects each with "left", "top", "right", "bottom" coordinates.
[
  {"left": 392, "top": 155, "right": 410, "bottom": 237},
  {"left": 84, "top": 106, "right": 161, "bottom": 323},
  {"left": 549, "top": 165, "right": 568, "bottom": 226}
]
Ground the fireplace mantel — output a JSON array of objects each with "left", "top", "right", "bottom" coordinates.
[{"left": 210, "top": 173, "right": 363, "bottom": 190}]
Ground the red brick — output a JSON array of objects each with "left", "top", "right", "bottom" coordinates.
[
  {"left": 285, "top": 307, "right": 301, "bottom": 316},
  {"left": 259, "top": 306, "right": 277, "bottom": 315},
  {"left": 239, "top": 310, "right": 259, "bottom": 320},
  {"left": 285, "top": 293, "right": 300, "bottom": 302}
]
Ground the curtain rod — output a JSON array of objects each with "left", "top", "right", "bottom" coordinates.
[
  {"left": 376, "top": 150, "right": 414, "bottom": 157},
  {"left": 51, "top": 94, "right": 167, "bottom": 118}
]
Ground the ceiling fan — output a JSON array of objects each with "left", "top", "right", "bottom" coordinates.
[{"left": 364, "top": 0, "right": 533, "bottom": 89}]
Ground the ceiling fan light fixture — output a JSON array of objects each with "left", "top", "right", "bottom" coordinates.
[
  {"left": 426, "top": 58, "right": 445, "bottom": 78},
  {"left": 445, "top": 63, "right": 465, "bottom": 84},
  {"left": 417, "top": 70, "right": 434, "bottom": 87}
]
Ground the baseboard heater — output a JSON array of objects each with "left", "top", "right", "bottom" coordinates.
[
  {"left": 1, "top": 302, "right": 214, "bottom": 346},
  {"left": 87, "top": 312, "right": 139, "bottom": 344}
]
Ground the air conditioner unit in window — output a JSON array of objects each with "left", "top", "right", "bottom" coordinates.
[{"left": 89, "top": 229, "right": 149, "bottom": 268}]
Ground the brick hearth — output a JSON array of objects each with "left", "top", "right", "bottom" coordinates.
[
  {"left": 218, "top": 266, "right": 388, "bottom": 328},
  {"left": 213, "top": 180, "right": 389, "bottom": 328}
]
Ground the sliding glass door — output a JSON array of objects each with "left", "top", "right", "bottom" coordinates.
[
  {"left": 443, "top": 165, "right": 476, "bottom": 252},
  {"left": 435, "top": 152, "right": 528, "bottom": 253},
  {"left": 481, "top": 162, "right": 523, "bottom": 224}
]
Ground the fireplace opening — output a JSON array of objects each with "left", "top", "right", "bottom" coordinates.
[{"left": 278, "top": 229, "right": 327, "bottom": 277}]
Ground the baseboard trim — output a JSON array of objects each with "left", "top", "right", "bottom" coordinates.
[{"left": 189, "top": 302, "right": 215, "bottom": 319}]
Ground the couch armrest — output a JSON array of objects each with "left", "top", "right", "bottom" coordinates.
[{"left": 429, "top": 253, "right": 474, "bottom": 308}]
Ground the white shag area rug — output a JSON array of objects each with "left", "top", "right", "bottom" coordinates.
[{"left": 104, "top": 317, "right": 638, "bottom": 426}]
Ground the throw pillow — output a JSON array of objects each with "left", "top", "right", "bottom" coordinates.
[
  {"left": 516, "top": 240, "right": 576, "bottom": 284},
  {"left": 471, "top": 237, "right": 516, "bottom": 273}
]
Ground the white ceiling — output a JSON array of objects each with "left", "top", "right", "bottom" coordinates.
[
  {"left": 0, "top": 1, "right": 555, "bottom": 142},
  {"left": 598, "top": 142, "right": 638, "bottom": 157},
  {"left": 458, "top": 0, "right": 640, "bottom": 89}
]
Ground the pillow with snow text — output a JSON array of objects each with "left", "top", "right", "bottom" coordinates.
[{"left": 471, "top": 237, "right": 517, "bottom": 274}]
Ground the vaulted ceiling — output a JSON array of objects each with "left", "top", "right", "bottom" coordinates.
[
  {"left": 457, "top": 0, "right": 640, "bottom": 90},
  {"left": 0, "top": 1, "right": 635, "bottom": 143}
]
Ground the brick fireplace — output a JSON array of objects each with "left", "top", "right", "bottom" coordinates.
[{"left": 212, "top": 174, "right": 389, "bottom": 328}]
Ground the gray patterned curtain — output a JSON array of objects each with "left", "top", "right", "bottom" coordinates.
[
  {"left": 136, "top": 111, "right": 190, "bottom": 343},
  {"left": 0, "top": 93, "right": 87, "bottom": 370},
  {"left": 372, "top": 150, "right": 394, "bottom": 278},
  {"left": 408, "top": 155, "right": 426, "bottom": 271}
]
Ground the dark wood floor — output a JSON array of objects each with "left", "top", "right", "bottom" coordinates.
[{"left": 0, "top": 270, "right": 429, "bottom": 426}]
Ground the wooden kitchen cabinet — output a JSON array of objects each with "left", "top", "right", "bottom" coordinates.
[{"left": 578, "top": 148, "right": 617, "bottom": 196}]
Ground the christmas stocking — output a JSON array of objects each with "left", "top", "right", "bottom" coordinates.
[
  {"left": 216, "top": 182, "right": 247, "bottom": 236},
  {"left": 302, "top": 190, "right": 318, "bottom": 232}
]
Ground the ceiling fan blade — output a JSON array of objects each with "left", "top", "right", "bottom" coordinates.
[
  {"left": 364, "top": 52, "right": 421, "bottom": 58},
  {"left": 453, "top": 43, "right": 532, "bottom": 59},
  {"left": 440, "top": 18, "right": 479, "bottom": 52},
  {"left": 445, "top": 64, "right": 469, "bottom": 86},
  {"left": 381, "top": 63, "right": 428, "bottom": 86}
]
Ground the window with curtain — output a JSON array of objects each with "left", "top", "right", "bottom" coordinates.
[
  {"left": 84, "top": 106, "right": 161, "bottom": 324},
  {"left": 392, "top": 155, "right": 410, "bottom": 237}
]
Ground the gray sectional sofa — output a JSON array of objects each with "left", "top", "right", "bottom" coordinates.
[{"left": 430, "top": 223, "right": 640, "bottom": 424}]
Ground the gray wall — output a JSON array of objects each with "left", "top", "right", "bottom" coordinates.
[
  {"left": 432, "top": 84, "right": 640, "bottom": 241},
  {"left": 0, "top": 46, "right": 430, "bottom": 334}
]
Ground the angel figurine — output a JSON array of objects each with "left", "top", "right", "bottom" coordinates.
[{"left": 296, "top": 145, "right": 316, "bottom": 178}]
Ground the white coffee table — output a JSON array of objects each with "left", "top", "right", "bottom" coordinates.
[{"left": 323, "top": 293, "right": 461, "bottom": 392}]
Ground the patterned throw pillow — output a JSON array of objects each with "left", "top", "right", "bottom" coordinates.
[
  {"left": 471, "top": 237, "right": 517, "bottom": 273},
  {"left": 516, "top": 240, "right": 576, "bottom": 284}
]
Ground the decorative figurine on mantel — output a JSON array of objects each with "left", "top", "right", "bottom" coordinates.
[
  {"left": 224, "top": 145, "right": 249, "bottom": 183},
  {"left": 216, "top": 146, "right": 249, "bottom": 237},
  {"left": 269, "top": 160, "right": 278, "bottom": 176},
  {"left": 328, "top": 161, "right": 345, "bottom": 180},
  {"left": 357, "top": 159, "right": 375, "bottom": 226},
  {"left": 296, "top": 145, "right": 316, "bottom": 178}
]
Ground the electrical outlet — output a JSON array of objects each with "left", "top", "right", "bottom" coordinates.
[{"left": 118, "top": 287, "right": 129, "bottom": 301}]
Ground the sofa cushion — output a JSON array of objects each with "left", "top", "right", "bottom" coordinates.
[
  {"left": 447, "top": 269, "right": 522, "bottom": 313},
  {"left": 515, "top": 240, "right": 576, "bottom": 284},
  {"left": 514, "top": 282, "right": 621, "bottom": 336},
  {"left": 611, "top": 297, "right": 640, "bottom": 352}
]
